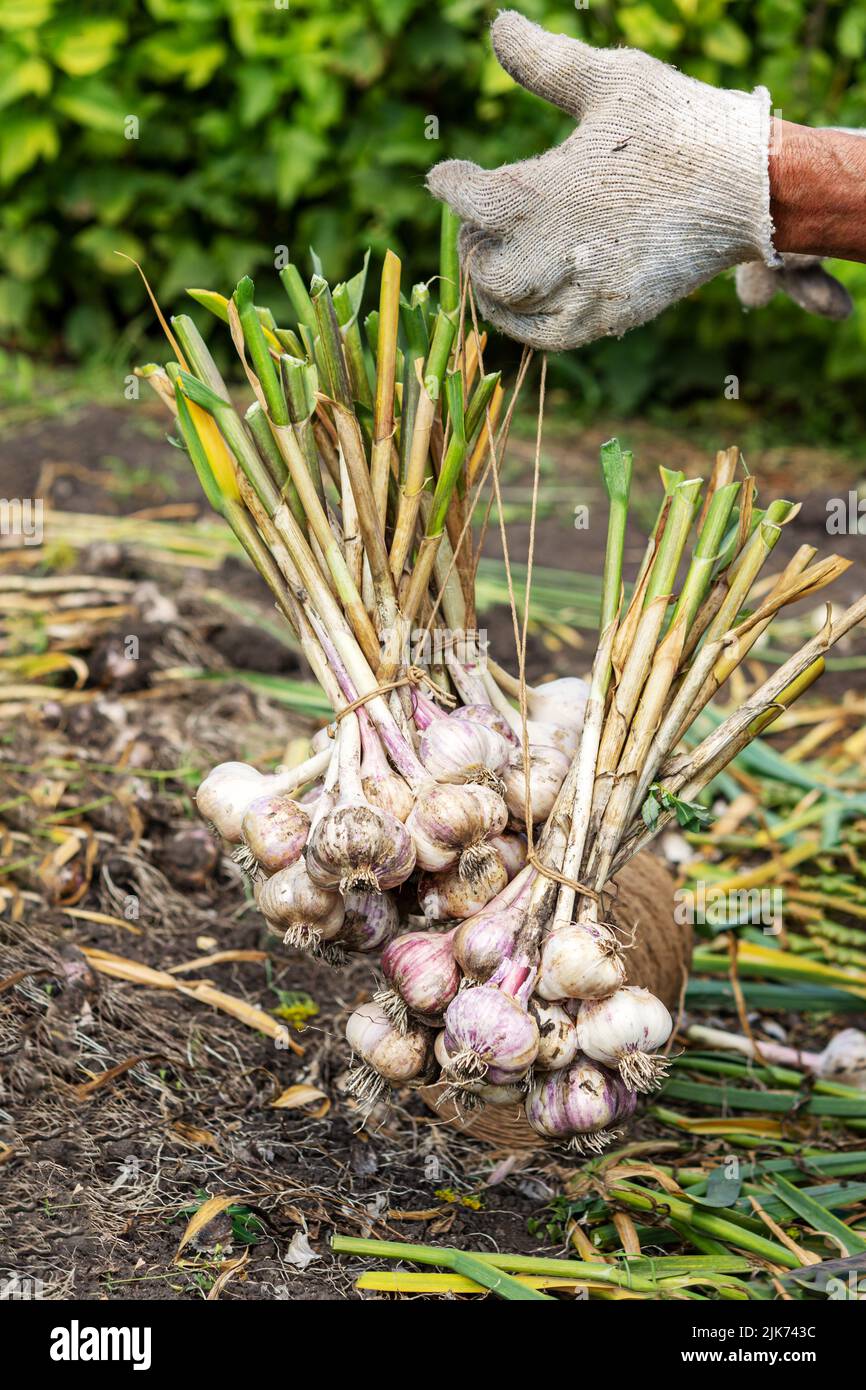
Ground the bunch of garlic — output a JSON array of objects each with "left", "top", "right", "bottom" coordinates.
[{"left": 192, "top": 675, "right": 675, "bottom": 1139}]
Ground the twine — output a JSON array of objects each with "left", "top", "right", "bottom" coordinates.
[
  {"left": 331, "top": 665, "right": 456, "bottom": 724},
  {"left": 526, "top": 850, "right": 600, "bottom": 903}
]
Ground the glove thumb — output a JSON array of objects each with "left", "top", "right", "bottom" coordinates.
[{"left": 491, "top": 10, "right": 609, "bottom": 117}]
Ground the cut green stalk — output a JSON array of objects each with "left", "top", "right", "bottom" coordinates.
[
  {"left": 329, "top": 398, "right": 397, "bottom": 629},
  {"left": 554, "top": 440, "right": 632, "bottom": 929},
  {"left": 616, "top": 652, "right": 838, "bottom": 870},
  {"left": 281, "top": 355, "right": 326, "bottom": 506},
  {"left": 233, "top": 275, "right": 289, "bottom": 427},
  {"left": 593, "top": 483, "right": 741, "bottom": 882},
  {"left": 311, "top": 275, "right": 352, "bottom": 407},
  {"left": 273, "top": 326, "right": 306, "bottom": 357},
  {"left": 176, "top": 366, "right": 380, "bottom": 669},
  {"left": 171, "top": 313, "right": 232, "bottom": 400},
  {"left": 423, "top": 310, "right": 458, "bottom": 403},
  {"left": 388, "top": 310, "right": 457, "bottom": 584},
  {"left": 669, "top": 481, "right": 740, "bottom": 633},
  {"left": 269, "top": 416, "right": 381, "bottom": 667},
  {"left": 463, "top": 371, "right": 501, "bottom": 448},
  {"left": 675, "top": 546, "right": 819, "bottom": 740},
  {"left": 389, "top": 361, "right": 437, "bottom": 585},
  {"left": 398, "top": 298, "right": 429, "bottom": 480},
  {"left": 245, "top": 401, "right": 288, "bottom": 488},
  {"left": 606, "top": 1182, "right": 801, "bottom": 1268},
  {"left": 385, "top": 374, "right": 468, "bottom": 659},
  {"left": 439, "top": 204, "right": 460, "bottom": 314},
  {"left": 682, "top": 498, "right": 794, "bottom": 663},
  {"left": 333, "top": 257, "right": 374, "bottom": 408},
  {"left": 371, "top": 250, "right": 401, "bottom": 530},
  {"left": 589, "top": 477, "right": 703, "bottom": 861},
  {"left": 174, "top": 375, "right": 340, "bottom": 705},
  {"left": 331, "top": 1234, "right": 717, "bottom": 1295},
  {"left": 695, "top": 444, "right": 739, "bottom": 534},
  {"left": 186, "top": 287, "right": 284, "bottom": 353},
  {"left": 279, "top": 263, "right": 317, "bottom": 332}
]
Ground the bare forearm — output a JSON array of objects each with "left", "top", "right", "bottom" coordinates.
[{"left": 770, "top": 119, "right": 866, "bottom": 261}]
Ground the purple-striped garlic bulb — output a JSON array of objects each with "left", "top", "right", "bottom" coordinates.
[
  {"left": 419, "top": 715, "right": 511, "bottom": 789},
  {"left": 524, "top": 1053, "right": 633, "bottom": 1152},
  {"left": 575, "top": 987, "right": 673, "bottom": 1093},
  {"left": 196, "top": 749, "right": 331, "bottom": 842},
  {"left": 456, "top": 704, "right": 520, "bottom": 747},
  {"left": 238, "top": 792, "right": 310, "bottom": 875},
  {"left": 441, "top": 954, "right": 539, "bottom": 1087},
  {"left": 536, "top": 920, "right": 627, "bottom": 1002},
  {"left": 452, "top": 875, "right": 532, "bottom": 982},
  {"left": 377, "top": 927, "right": 460, "bottom": 1029},
  {"left": 407, "top": 782, "right": 508, "bottom": 883},
  {"left": 338, "top": 889, "right": 399, "bottom": 953},
  {"left": 434, "top": 1031, "right": 524, "bottom": 1108},
  {"left": 359, "top": 710, "right": 414, "bottom": 823},
  {"left": 488, "top": 832, "right": 527, "bottom": 880}
]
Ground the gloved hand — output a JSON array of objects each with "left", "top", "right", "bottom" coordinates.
[
  {"left": 736, "top": 253, "right": 853, "bottom": 320},
  {"left": 427, "top": 10, "right": 779, "bottom": 351}
]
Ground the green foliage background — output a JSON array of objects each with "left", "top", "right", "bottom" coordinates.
[{"left": 3, "top": 0, "right": 866, "bottom": 433}]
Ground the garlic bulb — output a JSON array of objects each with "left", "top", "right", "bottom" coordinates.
[
  {"left": 524, "top": 1054, "right": 628, "bottom": 1152},
  {"left": 418, "top": 852, "right": 508, "bottom": 922},
  {"left": 530, "top": 999, "right": 579, "bottom": 1071},
  {"left": 305, "top": 714, "right": 416, "bottom": 894},
  {"left": 339, "top": 889, "right": 398, "bottom": 953},
  {"left": 456, "top": 704, "right": 520, "bottom": 747},
  {"left": 407, "top": 782, "right": 508, "bottom": 882},
  {"left": 536, "top": 920, "right": 627, "bottom": 1002},
  {"left": 196, "top": 761, "right": 264, "bottom": 840},
  {"left": 379, "top": 927, "right": 460, "bottom": 1027},
  {"left": 345, "top": 1001, "right": 430, "bottom": 1104},
  {"left": 452, "top": 888, "right": 530, "bottom": 983},
  {"left": 686, "top": 1024, "right": 866, "bottom": 1091},
  {"left": 257, "top": 858, "right": 344, "bottom": 952},
  {"left": 306, "top": 803, "right": 415, "bottom": 894},
  {"left": 528, "top": 677, "right": 589, "bottom": 733},
  {"left": 239, "top": 792, "right": 310, "bottom": 874},
  {"left": 419, "top": 716, "right": 510, "bottom": 788},
  {"left": 434, "top": 1032, "right": 523, "bottom": 1107},
  {"left": 196, "top": 750, "right": 331, "bottom": 842},
  {"left": 359, "top": 710, "right": 414, "bottom": 822},
  {"left": 488, "top": 832, "right": 527, "bottom": 880},
  {"left": 442, "top": 972, "right": 539, "bottom": 1086},
  {"left": 502, "top": 744, "right": 570, "bottom": 824},
  {"left": 575, "top": 987, "right": 673, "bottom": 1093},
  {"left": 525, "top": 720, "right": 580, "bottom": 758}
]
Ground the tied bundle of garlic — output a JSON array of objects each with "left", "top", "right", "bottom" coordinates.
[{"left": 137, "top": 216, "right": 866, "bottom": 1152}]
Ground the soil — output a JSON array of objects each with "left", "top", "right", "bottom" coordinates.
[{"left": 1, "top": 400, "right": 864, "bottom": 1301}]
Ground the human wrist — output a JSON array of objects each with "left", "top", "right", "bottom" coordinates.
[{"left": 769, "top": 118, "right": 866, "bottom": 260}]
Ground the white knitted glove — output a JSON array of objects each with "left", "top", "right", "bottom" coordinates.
[
  {"left": 427, "top": 10, "right": 778, "bottom": 351},
  {"left": 736, "top": 254, "right": 853, "bottom": 320}
]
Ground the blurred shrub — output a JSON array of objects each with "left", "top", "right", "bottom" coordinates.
[{"left": 2, "top": 0, "right": 866, "bottom": 435}]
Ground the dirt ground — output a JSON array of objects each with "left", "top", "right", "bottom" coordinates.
[{"left": 1, "top": 399, "right": 864, "bottom": 1300}]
